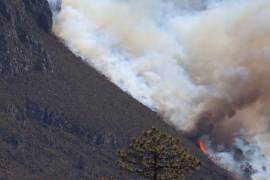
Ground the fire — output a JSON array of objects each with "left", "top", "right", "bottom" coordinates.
[
  {"left": 197, "top": 139, "right": 241, "bottom": 180},
  {"left": 198, "top": 139, "right": 208, "bottom": 155},
  {"left": 197, "top": 139, "right": 220, "bottom": 165}
]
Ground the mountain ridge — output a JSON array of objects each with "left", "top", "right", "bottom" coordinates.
[{"left": 0, "top": 0, "right": 231, "bottom": 179}]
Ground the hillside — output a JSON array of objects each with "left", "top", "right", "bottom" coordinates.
[{"left": 0, "top": 0, "right": 231, "bottom": 179}]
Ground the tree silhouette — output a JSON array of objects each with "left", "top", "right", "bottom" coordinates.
[{"left": 118, "top": 127, "right": 201, "bottom": 180}]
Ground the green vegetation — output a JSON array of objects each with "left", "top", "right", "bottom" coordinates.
[{"left": 118, "top": 127, "right": 202, "bottom": 180}]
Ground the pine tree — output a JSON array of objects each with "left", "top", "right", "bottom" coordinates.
[{"left": 118, "top": 127, "right": 201, "bottom": 180}]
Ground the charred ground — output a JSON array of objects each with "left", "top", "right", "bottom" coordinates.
[{"left": 0, "top": 0, "right": 231, "bottom": 179}]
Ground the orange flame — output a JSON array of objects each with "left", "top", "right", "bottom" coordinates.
[{"left": 198, "top": 140, "right": 208, "bottom": 155}]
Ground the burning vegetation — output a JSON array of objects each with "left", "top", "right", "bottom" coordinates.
[
  {"left": 197, "top": 136, "right": 261, "bottom": 180},
  {"left": 198, "top": 139, "right": 208, "bottom": 155},
  {"left": 53, "top": 0, "right": 270, "bottom": 179}
]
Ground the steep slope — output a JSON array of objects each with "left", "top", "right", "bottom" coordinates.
[{"left": 0, "top": 0, "right": 231, "bottom": 179}]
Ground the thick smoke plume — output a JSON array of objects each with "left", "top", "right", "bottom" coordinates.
[{"left": 49, "top": 0, "right": 270, "bottom": 179}]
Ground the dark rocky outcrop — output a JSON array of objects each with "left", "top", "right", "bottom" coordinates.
[
  {"left": 22, "top": 0, "right": 53, "bottom": 32},
  {"left": 0, "top": 0, "right": 232, "bottom": 179},
  {"left": 5, "top": 102, "right": 121, "bottom": 148},
  {"left": 0, "top": 0, "right": 52, "bottom": 76}
]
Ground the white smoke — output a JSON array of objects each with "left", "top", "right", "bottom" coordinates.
[
  {"left": 49, "top": 0, "right": 270, "bottom": 179},
  {"left": 204, "top": 137, "right": 269, "bottom": 179}
]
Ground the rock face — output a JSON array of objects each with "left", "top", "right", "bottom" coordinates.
[
  {"left": 22, "top": 0, "right": 53, "bottom": 32},
  {"left": 0, "top": 0, "right": 231, "bottom": 179},
  {"left": 0, "top": 0, "right": 52, "bottom": 76}
]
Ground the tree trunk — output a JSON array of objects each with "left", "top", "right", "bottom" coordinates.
[{"left": 154, "top": 154, "right": 158, "bottom": 180}]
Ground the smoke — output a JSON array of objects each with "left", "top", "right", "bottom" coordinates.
[
  {"left": 47, "top": 0, "right": 62, "bottom": 15},
  {"left": 50, "top": 0, "right": 270, "bottom": 179}
]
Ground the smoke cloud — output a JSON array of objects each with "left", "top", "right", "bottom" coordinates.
[{"left": 50, "top": 0, "right": 270, "bottom": 179}]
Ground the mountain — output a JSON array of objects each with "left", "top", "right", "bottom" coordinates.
[{"left": 0, "top": 0, "right": 231, "bottom": 179}]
